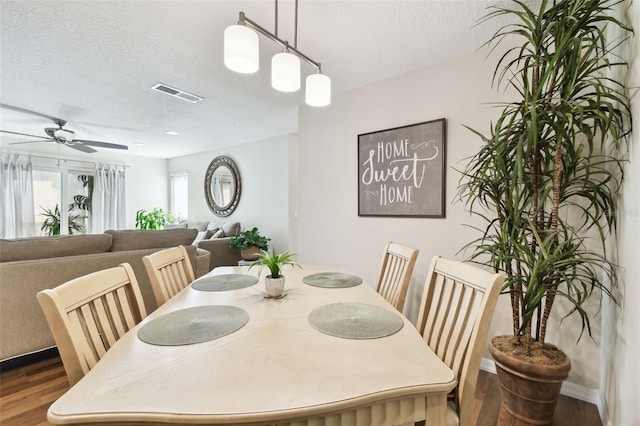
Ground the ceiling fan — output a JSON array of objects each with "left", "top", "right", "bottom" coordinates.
[{"left": 1, "top": 117, "right": 129, "bottom": 153}]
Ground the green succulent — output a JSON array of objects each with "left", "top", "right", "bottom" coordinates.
[{"left": 249, "top": 249, "right": 301, "bottom": 278}]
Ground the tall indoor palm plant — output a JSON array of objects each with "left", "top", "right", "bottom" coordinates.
[{"left": 459, "top": 1, "right": 632, "bottom": 421}]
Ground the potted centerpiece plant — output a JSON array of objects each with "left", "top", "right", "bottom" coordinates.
[
  {"left": 458, "top": 0, "right": 632, "bottom": 424},
  {"left": 229, "top": 227, "right": 270, "bottom": 260},
  {"left": 249, "top": 249, "right": 301, "bottom": 298},
  {"left": 135, "top": 208, "right": 174, "bottom": 230}
]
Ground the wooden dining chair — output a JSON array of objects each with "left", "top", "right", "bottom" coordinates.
[
  {"left": 37, "top": 263, "right": 147, "bottom": 386},
  {"left": 375, "top": 242, "right": 419, "bottom": 312},
  {"left": 143, "top": 245, "right": 195, "bottom": 307},
  {"left": 416, "top": 256, "right": 503, "bottom": 426}
]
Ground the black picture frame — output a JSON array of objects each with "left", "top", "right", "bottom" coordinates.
[{"left": 358, "top": 118, "right": 446, "bottom": 218}]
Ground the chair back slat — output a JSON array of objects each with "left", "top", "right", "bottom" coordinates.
[
  {"left": 436, "top": 277, "right": 464, "bottom": 362},
  {"left": 37, "top": 263, "right": 147, "bottom": 386},
  {"left": 416, "top": 256, "right": 503, "bottom": 426},
  {"left": 375, "top": 242, "right": 419, "bottom": 312},
  {"left": 143, "top": 246, "right": 195, "bottom": 307}
]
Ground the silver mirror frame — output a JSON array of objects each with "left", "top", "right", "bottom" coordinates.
[{"left": 204, "top": 156, "right": 241, "bottom": 217}]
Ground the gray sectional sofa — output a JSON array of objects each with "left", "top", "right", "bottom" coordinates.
[
  {"left": 171, "top": 220, "right": 244, "bottom": 271},
  {"left": 0, "top": 228, "right": 210, "bottom": 369}
]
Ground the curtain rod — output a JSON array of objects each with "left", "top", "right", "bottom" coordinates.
[{"left": 1, "top": 151, "right": 129, "bottom": 168}]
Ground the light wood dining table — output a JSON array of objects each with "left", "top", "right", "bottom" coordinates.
[{"left": 47, "top": 265, "right": 456, "bottom": 425}]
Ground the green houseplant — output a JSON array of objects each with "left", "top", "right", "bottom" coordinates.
[
  {"left": 249, "top": 249, "right": 301, "bottom": 297},
  {"left": 229, "top": 227, "right": 271, "bottom": 260},
  {"left": 458, "top": 0, "right": 632, "bottom": 423},
  {"left": 135, "top": 208, "right": 174, "bottom": 230},
  {"left": 39, "top": 204, "right": 84, "bottom": 236}
]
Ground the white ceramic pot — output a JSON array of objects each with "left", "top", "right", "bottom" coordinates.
[{"left": 265, "top": 276, "right": 285, "bottom": 297}]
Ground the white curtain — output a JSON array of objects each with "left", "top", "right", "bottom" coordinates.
[
  {"left": 0, "top": 153, "right": 35, "bottom": 238},
  {"left": 91, "top": 163, "right": 126, "bottom": 233}
]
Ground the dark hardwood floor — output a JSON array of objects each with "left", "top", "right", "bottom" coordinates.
[{"left": 0, "top": 356, "right": 602, "bottom": 425}]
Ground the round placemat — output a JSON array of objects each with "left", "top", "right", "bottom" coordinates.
[
  {"left": 308, "top": 302, "right": 404, "bottom": 339},
  {"left": 191, "top": 274, "right": 258, "bottom": 292},
  {"left": 303, "top": 272, "right": 362, "bottom": 288},
  {"left": 137, "top": 305, "right": 249, "bottom": 346}
]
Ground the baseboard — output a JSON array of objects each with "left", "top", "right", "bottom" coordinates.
[
  {"left": 480, "top": 357, "right": 600, "bottom": 405},
  {"left": 597, "top": 392, "right": 608, "bottom": 426},
  {"left": 0, "top": 347, "right": 59, "bottom": 372}
]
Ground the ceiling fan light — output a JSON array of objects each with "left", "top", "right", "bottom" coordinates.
[
  {"left": 54, "top": 128, "right": 75, "bottom": 141},
  {"left": 305, "top": 73, "right": 331, "bottom": 107},
  {"left": 224, "top": 25, "right": 259, "bottom": 74},
  {"left": 271, "top": 52, "right": 300, "bottom": 92}
]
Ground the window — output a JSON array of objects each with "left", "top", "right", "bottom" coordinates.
[
  {"left": 170, "top": 171, "right": 188, "bottom": 219},
  {"left": 32, "top": 168, "right": 94, "bottom": 236}
]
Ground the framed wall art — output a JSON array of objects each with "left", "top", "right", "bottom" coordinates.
[{"left": 358, "top": 118, "right": 446, "bottom": 218}]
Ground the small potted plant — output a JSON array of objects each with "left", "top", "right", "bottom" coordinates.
[
  {"left": 229, "top": 227, "right": 271, "bottom": 260},
  {"left": 249, "top": 249, "right": 301, "bottom": 298}
]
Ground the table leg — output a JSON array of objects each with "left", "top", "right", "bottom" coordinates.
[{"left": 424, "top": 394, "right": 448, "bottom": 425}]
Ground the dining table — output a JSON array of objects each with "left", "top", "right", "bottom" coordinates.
[{"left": 47, "top": 264, "right": 456, "bottom": 425}]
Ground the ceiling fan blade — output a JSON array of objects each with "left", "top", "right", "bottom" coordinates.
[
  {"left": 67, "top": 143, "right": 97, "bottom": 154},
  {"left": 0, "top": 104, "right": 65, "bottom": 123},
  {"left": 0, "top": 129, "right": 49, "bottom": 139},
  {"left": 75, "top": 139, "right": 128, "bottom": 150},
  {"left": 8, "top": 140, "right": 53, "bottom": 145}
]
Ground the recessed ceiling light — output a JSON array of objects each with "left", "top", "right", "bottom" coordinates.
[
  {"left": 132, "top": 141, "right": 144, "bottom": 146},
  {"left": 165, "top": 131, "right": 180, "bottom": 136}
]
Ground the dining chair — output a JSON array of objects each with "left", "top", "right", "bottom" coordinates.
[
  {"left": 36, "top": 263, "right": 147, "bottom": 386},
  {"left": 375, "top": 242, "right": 419, "bottom": 312},
  {"left": 143, "top": 245, "right": 195, "bottom": 307},
  {"left": 416, "top": 256, "right": 503, "bottom": 426}
]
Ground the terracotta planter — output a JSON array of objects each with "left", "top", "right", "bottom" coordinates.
[
  {"left": 265, "top": 276, "right": 285, "bottom": 298},
  {"left": 489, "top": 336, "right": 571, "bottom": 426},
  {"left": 240, "top": 246, "right": 260, "bottom": 260}
]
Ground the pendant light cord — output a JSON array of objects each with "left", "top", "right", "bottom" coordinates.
[
  {"left": 294, "top": 0, "right": 298, "bottom": 49},
  {"left": 275, "top": 0, "right": 278, "bottom": 37}
]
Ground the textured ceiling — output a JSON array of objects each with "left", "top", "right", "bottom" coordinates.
[{"left": 0, "top": 0, "right": 519, "bottom": 159}]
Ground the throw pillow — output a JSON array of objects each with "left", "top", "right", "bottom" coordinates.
[
  {"left": 192, "top": 231, "right": 207, "bottom": 246},
  {"left": 207, "top": 229, "right": 223, "bottom": 239},
  {"left": 205, "top": 227, "right": 220, "bottom": 239}
]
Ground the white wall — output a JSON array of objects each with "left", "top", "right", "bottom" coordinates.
[
  {"left": 297, "top": 48, "right": 607, "bottom": 394},
  {"left": 124, "top": 155, "right": 169, "bottom": 228},
  {"left": 601, "top": 2, "right": 640, "bottom": 425},
  {"left": 168, "top": 135, "right": 293, "bottom": 252}
]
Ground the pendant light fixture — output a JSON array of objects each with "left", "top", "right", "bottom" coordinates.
[
  {"left": 272, "top": 46, "right": 301, "bottom": 92},
  {"left": 224, "top": 0, "right": 331, "bottom": 107},
  {"left": 223, "top": 24, "right": 259, "bottom": 74}
]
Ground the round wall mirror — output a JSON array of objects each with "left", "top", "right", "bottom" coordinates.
[{"left": 204, "top": 156, "right": 241, "bottom": 216}]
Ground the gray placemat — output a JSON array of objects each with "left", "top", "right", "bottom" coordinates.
[
  {"left": 191, "top": 274, "right": 258, "bottom": 292},
  {"left": 308, "top": 302, "right": 404, "bottom": 339},
  {"left": 137, "top": 305, "right": 249, "bottom": 346},
  {"left": 303, "top": 272, "right": 363, "bottom": 288}
]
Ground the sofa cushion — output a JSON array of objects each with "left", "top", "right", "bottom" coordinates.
[
  {"left": 105, "top": 228, "right": 197, "bottom": 252},
  {"left": 186, "top": 220, "right": 210, "bottom": 232},
  {"left": 163, "top": 223, "right": 188, "bottom": 229},
  {"left": 0, "top": 234, "right": 113, "bottom": 262},
  {"left": 208, "top": 222, "right": 241, "bottom": 237}
]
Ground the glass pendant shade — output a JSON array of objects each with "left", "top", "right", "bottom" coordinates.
[
  {"left": 305, "top": 73, "right": 331, "bottom": 106},
  {"left": 224, "top": 25, "right": 259, "bottom": 74},
  {"left": 271, "top": 52, "right": 301, "bottom": 92}
]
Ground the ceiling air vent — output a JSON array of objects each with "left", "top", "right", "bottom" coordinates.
[{"left": 151, "top": 83, "right": 203, "bottom": 103}]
